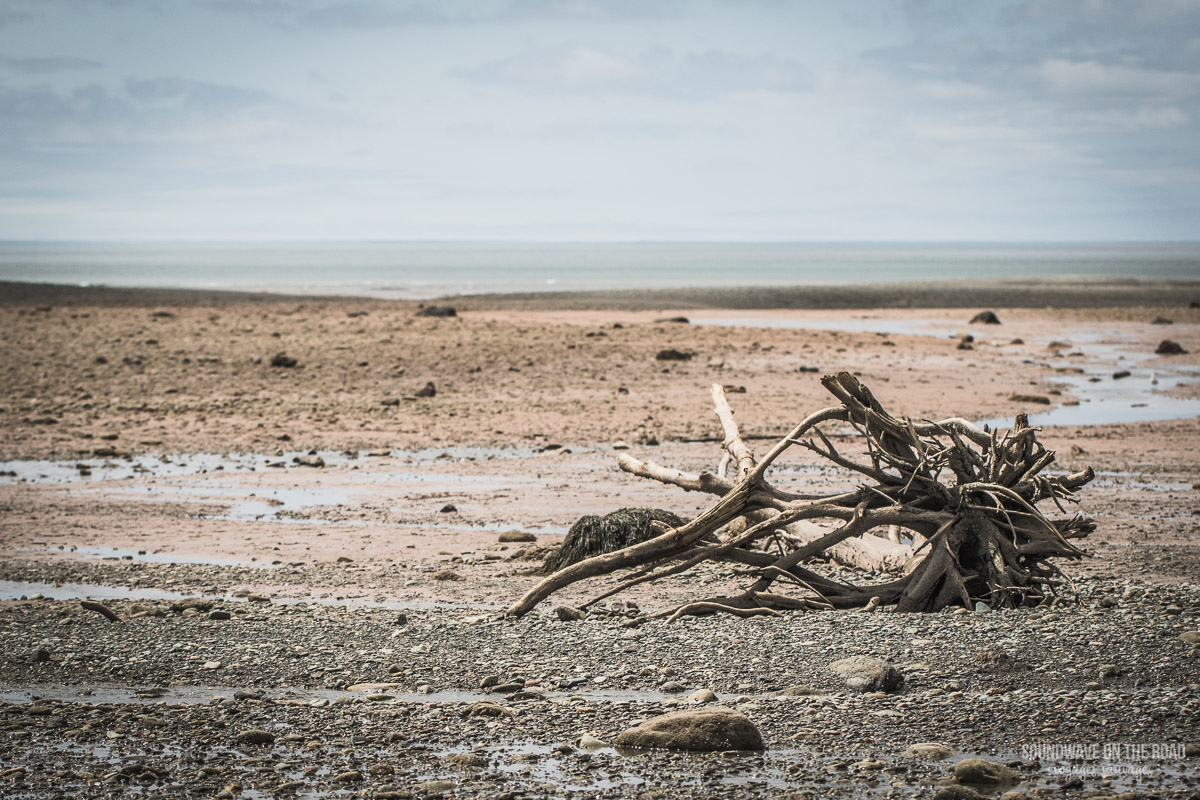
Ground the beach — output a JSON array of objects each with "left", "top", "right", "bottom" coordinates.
[{"left": 2, "top": 278, "right": 1199, "bottom": 798}]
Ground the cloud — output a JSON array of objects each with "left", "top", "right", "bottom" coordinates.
[
  {"left": 1039, "top": 59, "right": 1200, "bottom": 99},
  {"left": 0, "top": 56, "right": 102, "bottom": 74},
  {"left": 200, "top": 0, "right": 683, "bottom": 29},
  {"left": 0, "top": 77, "right": 284, "bottom": 145},
  {"left": 457, "top": 45, "right": 811, "bottom": 98}
]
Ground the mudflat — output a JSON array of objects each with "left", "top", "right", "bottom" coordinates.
[{"left": 1, "top": 279, "right": 1198, "bottom": 799}]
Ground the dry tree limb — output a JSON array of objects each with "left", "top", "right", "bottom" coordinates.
[
  {"left": 506, "top": 372, "right": 1095, "bottom": 619},
  {"left": 79, "top": 600, "right": 121, "bottom": 622}
]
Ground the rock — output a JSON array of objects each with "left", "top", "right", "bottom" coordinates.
[
  {"left": 479, "top": 675, "right": 500, "bottom": 689},
  {"left": 333, "top": 770, "right": 363, "bottom": 782},
  {"left": 415, "top": 305, "right": 456, "bottom": 318},
  {"left": 461, "top": 700, "right": 510, "bottom": 718},
  {"left": 906, "top": 742, "right": 954, "bottom": 760},
  {"left": 687, "top": 689, "right": 718, "bottom": 703},
  {"left": 438, "top": 503, "right": 457, "bottom": 513},
  {"left": 656, "top": 316, "right": 690, "bottom": 324},
  {"left": 1152, "top": 316, "right": 1173, "bottom": 324},
  {"left": 1156, "top": 339, "right": 1187, "bottom": 355},
  {"left": 660, "top": 681, "right": 685, "bottom": 693},
  {"left": 1112, "top": 370, "right": 1131, "bottom": 380},
  {"left": 974, "top": 601, "right": 991, "bottom": 613},
  {"left": 554, "top": 605, "right": 586, "bottom": 621},
  {"left": 1185, "top": 743, "right": 1199, "bottom": 757},
  {"left": 969, "top": 311, "right": 1001, "bottom": 324},
  {"left": 269, "top": 352, "right": 297, "bottom": 368},
  {"left": 415, "top": 381, "right": 437, "bottom": 398},
  {"left": 954, "top": 758, "right": 1019, "bottom": 785},
  {"left": 542, "top": 508, "right": 684, "bottom": 573},
  {"left": 1098, "top": 663, "right": 1122, "bottom": 678},
  {"left": 779, "top": 685, "right": 822, "bottom": 696},
  {"left": 208, "top": 610, "right": 231, "bottom": 621},
  {"left": 577, "top": 734, "right": 612, "bottom": 752},
  {"left": 655, "top": 348, "right": 693, "bottom": 361},
  {"left": 235, "top": 729, "right": 275, "bottom": 745},
  {"left": 431, "top": 570, "right": 462, "bottom": 581},
  {"left": 1008, "top": 394, "right": 1051, "bottom": 405},
  {"left": 1178, "top": 631, "right": 1200, "bottom": 644},
  {"left": 498, "top": 530, "right": 537, "bottom": 543},
  {"left": 443, "top": 752, "right": 487, "bottom": 768},
  {"left": 30, "top": 647, "right": 50, "bottom": 663},
  {"left": 933, "top": 787, "right": 986, "bottom": 800},
  {"left": 292, "top": 455, "right": 325, "bottom": 467},
  {"left": 828, "top": 656, "right": 903, "bottom": 692},
  {"left": 614, "top": 707, "right": 764, "bottom": 752},
  {"left": 413, "top": 780, "right": 456, "bottom": 795}
]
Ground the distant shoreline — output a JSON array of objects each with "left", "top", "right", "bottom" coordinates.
[{"left": 2, "top": 276, "right": 1199, "bottom": 310}]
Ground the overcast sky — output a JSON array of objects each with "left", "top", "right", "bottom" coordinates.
[{"left": 1, "top": 0, "right": 1198, "bottom": 242}]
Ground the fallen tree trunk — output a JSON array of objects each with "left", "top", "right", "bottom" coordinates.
[{"left": 506, "top": 373, "right": 1094, "bottom": 619}]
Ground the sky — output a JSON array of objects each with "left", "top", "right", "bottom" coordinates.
[{"left": 1, "top": 0, "right": 1198, "bottom": 242}]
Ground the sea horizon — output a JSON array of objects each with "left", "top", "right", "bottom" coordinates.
[{"left": 2, "top": 240, "right": 1198, "bottom": 301}]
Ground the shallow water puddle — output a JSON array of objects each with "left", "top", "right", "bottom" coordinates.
[
  {"left": 14, "top": 544, "right": 266, "bottom": 568},
  {"left": 0, "top": 579, "right": 500, "bottom": 611},
  {"left": 0, "top": 445, "right": 541, "bottom": 486}
]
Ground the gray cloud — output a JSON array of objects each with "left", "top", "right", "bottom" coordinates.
[
  {"left": 0, "top": 56, "right": 102, "bottom": 74},
  {"left": 201, "top": 0, "right": 682, "bottom": 29},
  {"left": 457, "top": 46, "right": 811, "bottom": 98},
  {"left": 0, "top": 77, "right": 283, "bottom": 145}
]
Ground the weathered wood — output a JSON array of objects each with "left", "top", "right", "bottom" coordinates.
[{"left": 505, "top": 373, "right": 1095, "bottom": 619}]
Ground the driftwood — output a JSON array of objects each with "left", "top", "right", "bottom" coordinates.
[{"left": 507, "top": 373, "right": 1094, "bottom": 619}]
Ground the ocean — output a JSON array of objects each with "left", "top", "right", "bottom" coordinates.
[{"left": 0, "top": 242, "right": 1198, "bottom": 300}]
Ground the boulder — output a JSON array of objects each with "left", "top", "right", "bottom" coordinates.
[
  {"left": 613, "top": 707, "right": 764, "bottom": 752},
  {"left": 828, "top": 656, "right": 903, "bottom": 692},
  {"left": 954, "top": 758, "right": 1019, "bottom": 785}
]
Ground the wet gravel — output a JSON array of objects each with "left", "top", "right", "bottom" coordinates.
[{"left": 2, "top": 563, "right": 1198, "bottom": 799}]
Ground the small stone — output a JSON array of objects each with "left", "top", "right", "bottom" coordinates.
[
  {"left": 577, "top": 734, "right": 611, "bottom": 752},
  {"left": 974, "top": 601, "right": 991, "bottom": 613},
  {"left": 907, "top": 742, "right": 954, "bottom": 760},
  {"left": 415, "top": 305, "right": 456, "bottom": 318},
  {"left": 554, "top": 605, "right": 586, "bottom": 621},
  {"left": 269, "top": 352, "right": 297, "bottom": 368},
  {"left": 1098, "top": 664, "right": 1122, "bottom": 678},
  {"left": 828, "top": 656, "right": 903, "bottom": 693},
  {"left": 333, "top": 770, "right": 363, "bottom": 782},
  {"left": 954, "top": 757, "right": 1019, "bottom": 785},
  {"left": 30, "top": 647, "right": 51, "bottom": 663},
  {"left": 438, "top": 503, "right": 456, "bottom": 513},
  {"left": 969, "top": 311, "right": 1001, "bottom": 325},
  {"left": 686, "top": 689, "right": 718, "bottom": 703},
  {"left": 444, "top": 753, "right": 487, "bottom": 768},
  {"left": 413, "top": 780, "right": 456, "bottom": 795},
  {"left": 461, "top": 700, "right": 510, "bottom": 718},
  {"left": 480, "top": 675, "right": 500, "bottom": 689},
  {"left": 202, "top": 661, "right": 221, "bottom": 670},
  {"left": 933, "top": 788, "right": 986, "bottom": 800},
  {"left": 655, "top": 348, "right": 693, "bottom": 361},
  {"left": 208, "top": 610, "right": 231, "bottom": 621},
  {"left": 415, "top": 381, "right": 437, "bottom": 398},
  {"left": 235, "top": 729, "right": 275, "bottom": 746},
  {"left": 498, "top": 530, "right": 536, "bottom": 543},
  {"left": 431, "top": 569, "right": 463, "bottom": 581},
  {"left": 660, "top": 680, "right": 686, "bottom": 693},
  {"left": 779, "top": 685, "right": 822, "bottom": 696},
  {"left": 1178, "top": 631, "right": 1200, "bottom": 644},
  {"left": 1156, "top": 339, "right": 1187, "bottom": 355}
]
